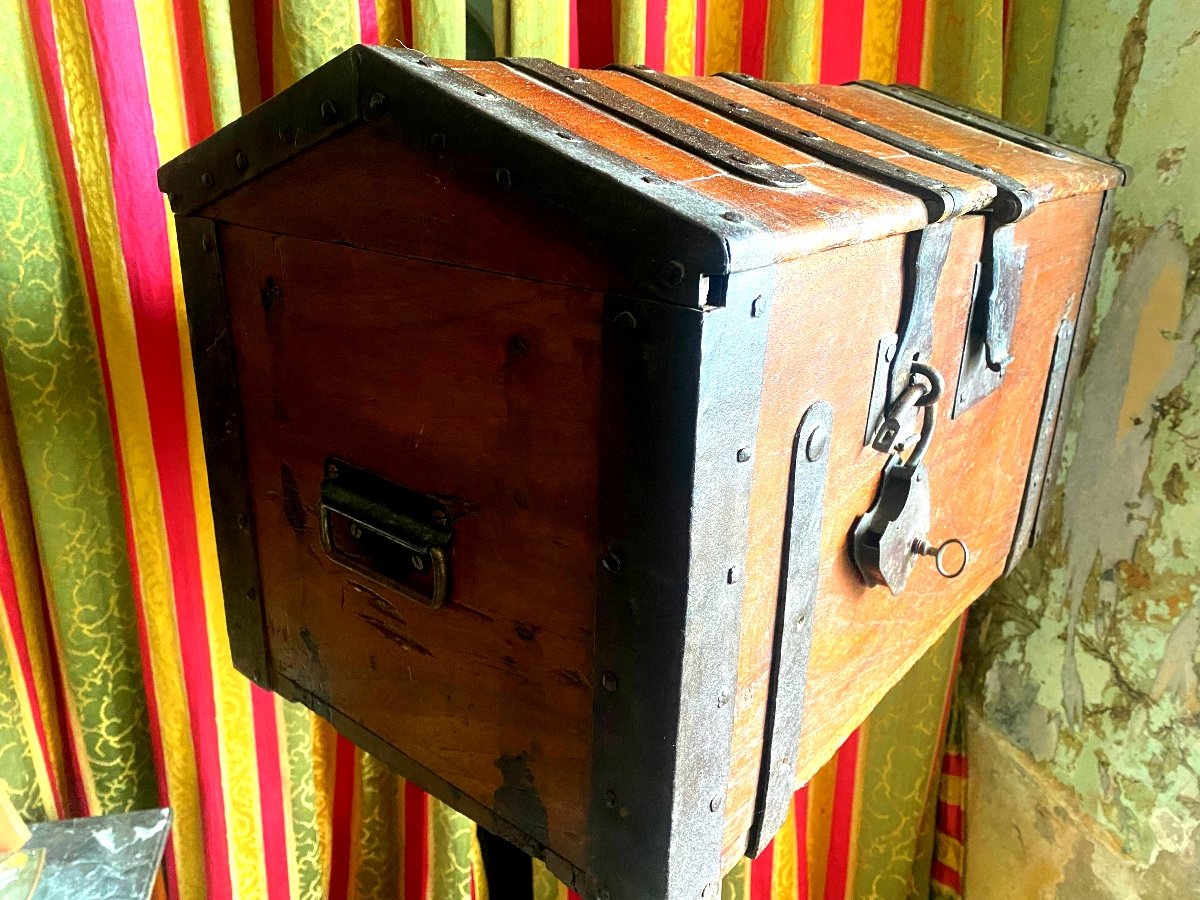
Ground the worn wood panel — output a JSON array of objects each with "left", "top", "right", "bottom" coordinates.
[
  {"left": 219, "top": 224, "right": 602, "bottom": 866},
  {"left": 720, "top": 190, "right": 1105, "bottom": 862}
]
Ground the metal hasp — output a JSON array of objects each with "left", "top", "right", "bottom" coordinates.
[
  {"left": 1004, "top": 318, "right": 1074, "bottom": 575},
  {"left": 590, "top": 269, "right": 774, "bottom": 900},
  {"left": 500, "top": 58, "right": 806, "bottom": 189},
  {"left": 718, "top": 73, "right": 1038, "bottom": 417},
  {"left": 318, "top": 457, "right": 454, "bottom": 608},
  {"left": 608, "top": 65, "right": 970, "bottom": 222},
  {"left": 746, "top": 401, "right": 832, "bottom": 857}
]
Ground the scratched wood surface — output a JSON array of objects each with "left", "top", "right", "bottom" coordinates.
[
  {"left": 189, "top": 56, "right": 1117, "bottom": 881},
  {"left": 219, "top": 224, "right": 602, "bottom": 864}
]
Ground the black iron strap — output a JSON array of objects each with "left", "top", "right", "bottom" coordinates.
[
  {"left": 717, "top": 71, "right": 1035, "bottom": 224},
  {"left": 499, "top": 57, "right": 807, "bottom": 189},
  {"left": 609, "top": 64, "right": 971, "bottom": 222}
]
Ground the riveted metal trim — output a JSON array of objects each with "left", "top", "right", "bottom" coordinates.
[
  {"left": 590, "top": 269, "right": 774, "bottom": 900},
  {"left": 854, "top": 81, "right": 1132, "bottom": 184},
  {"left": 1032, "top": 189, "right": 1118, "bottom": 545},
  {"left": 176, "top": 216, "right": 271, "bottom": 689},
  {"left": 161, "top": 46, "right": 776, "bottom": 307},
  {"left": 1004, "top": 317, "right": 1074, "bottom": 575},
  {"left": 500, "top": 57, "right": 806, "bottom": 189},
  {"left": 746, "top": 401, "right": 832, "bottom": 856},
  {"left": 717, "top": 72, "right": 1035, "bottom": 225},
  {"left": 609, "top": 65, "right": 973, "bottom": 222},
  {"left": 271, "top": 670, "right": 585, "bottom": 892}
]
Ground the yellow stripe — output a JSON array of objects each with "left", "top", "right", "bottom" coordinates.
[
  {"left": 934, "top": 834, "right": 963, "bottom": 872},
  {"left": 313, "top": 715, "right": 338, "bottom": 895},
  {"left": 859, "top": 0, "right": 901, "bottom": 82},
  {"left": 413, "top": 0, "right": 466, "bottom": 55},
  {"left": 276, "top": 697, "right": 302, "bottom": 900},
  {"left": 0, "top": 374, "right": 63, "bottom": 818},
  {"left": 664, "top": 0, "right": 696, "bottom": 74},
  {"left": 805, "top": 758, "right": 837, "bottom": 897},
  {"left": 616, "top": 0, "right": 647, "bottom": 64},
  {"left": 764, "top": 0, "right": 821, "bottom": 83},
  {"left": 703, "top": 0, "right": 741, "bottom": 74},
  {"left": 770, "top": 801, "right": 797, "bottom": 900},
  {"left": 938, "top": 771, "right": 965, "bottom": 805}
]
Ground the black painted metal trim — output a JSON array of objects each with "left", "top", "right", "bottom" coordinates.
[
  {"left": 591, "top": 272, "right": 774, "bottom": 900},
  {"left": 176, "top": 215, "right": 272, "bottom": 689},
  {"left": 160, "top": 45, "right": 778, "bottom": 308},
  {"left": 606, "top": 65, "right": 971, "bottom": 222},
  {"left": 500, "top": 57, "right": 806, "bottom": 188},
  {"left": 717, "top": 71, "right": 1035, "bottom": 224},
  {"left": 746, "top": 401, "right": 832, "bottom": 856},
  {"left": 853, "top": 81, "right": 1132, "bottom": 184}
]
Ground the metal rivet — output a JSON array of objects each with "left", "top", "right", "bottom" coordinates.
[
  {"left": 883, "top": 343, "right": 895, "bottom": 362},
  {"left": 246, "top": 587, "right": 257, "bottom": 600},
  {"left": 959, "top": 392, "right": 969, "bottom": 404},
  {"left": 201, "top": 234, "right": 215, "bottom": 253},
  {"left": 717, "top": 691, "right": 729, "bottom": 708},
  {"left": 349, "top": 523, "right": 363, "bottom": 540},
  {"left": 411, "top": 553, "right": 426, "bottom": 572},
  {"left": 601, "top": 551, "right": 622, "bottom": 573},
  {"left": 612, "top": 310, "right": 637, "bottom": 331},
  {"left": 664, "top": 260, "right": 686, "bottom": 286},
  {"left": 641, "top": 174, "right": 659, "bottom": 184},
  {"left": 709, "top": 796, "right": 722, "bottom": 812},
  {"left": 555, "top": 130, "right": 574, "bottom": 140},
  {"left": 751, "top": 296, "right": 767, "bottom": 317},
  {"left": 224, "top": 417, "right": 236, "bottom": 434},
  {"left": 736, "top": 447, "right": 752, "bottom": 463},
  {"left": 727, "top": 565, "right": 741, "bottom": 585},
  {"left": 320, "top": 99, "right": 338, "bottom": 121},
  {"left": 604, "top": 790, "right": 617, "bottom": 808},
  {"left": 805, "top": 424, "right": 828, "bottom": 462},
  {"left": 601, "top": 671, "right": 618, "bottom": 692},
  {"left": 722, "top": 211, "right": 745, "bottom": 222},
  {"left": 495, "top": 168, "right": 512, "bottom": 190},
  {"left": 368, "top": 92, "right": 387, "bottom": 115},
  {"left": 237, "top": 513, "right": 249, "bottom": 530},
  {"left": 234, "top": 150, "right": 249, "bottom": 171},
  {"left": 635, "top": 63, "right": 651, "bottom": 70},
  {"left": 701, "top": 883, "right": 720, "bottom": 898},
  {"left": 201, "top": 172, "right": 214, "bottom": 188},
  {"left": 598, "top": 891, "right": 611, "bottom": 900},
  {"left": 430, "top": 132, "right": 446, "bottom": 150},
  {"left": 326, "top": 463, "right": 340, "bottom": 480}
]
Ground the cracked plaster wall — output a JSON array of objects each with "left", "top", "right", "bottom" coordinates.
[{"left": 962, "top": 0, "right": 1199, "bottom": 892}]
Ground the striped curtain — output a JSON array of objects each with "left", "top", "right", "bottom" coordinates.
[{"left": 0, "top": 0, "right": 1053, "bottom": 897}]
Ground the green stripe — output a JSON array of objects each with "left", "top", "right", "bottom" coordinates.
[
  {"left": 1002, "top": 0, "right": 1065, "bottom": 131},
  {"left": 429, "top": 797, "right": 475, "bottom": 900},
  {"left": 925, "top": 0, "right": 1005, "bottom": 114},
  {"left": 354, "top": 752, "right": 402, "bottom": 897},
  {"left": 276, "top": 0, "right": 360, "bottom": 85},
  {"left": 0, "top": 0, "right": 154, "bottom": 815},
  {"left": 283, "top": 702, "right": 324, "bottom": 900}
]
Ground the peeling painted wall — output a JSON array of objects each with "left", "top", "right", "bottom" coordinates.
[{"left": 962, "top": 0, "right": 1200, "bottom": 890}]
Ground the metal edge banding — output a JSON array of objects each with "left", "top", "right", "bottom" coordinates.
[
  {"left": 175, "top": 216, "right": 272, "bottom": 688},
  {"left": 270, "top": 671, "right": 585, "bottom": 892},
  {"left": 716, "top": 72, "right": 1035, "bottom": 226},
  {"left": 500, "top": 57, "right": 806, "bottom": 189},
  {"left": 893, "top": 220, "right": 955, "bottom": 400},
  {"left": 607, "top": 65, "right": 970, "bottom": 222},
  {"left": 952, "top": 220, "right": 1028, "bottom": 416},
  {"left": 591, "top": 270, "right": 774, "bottom": 900},
  {"left": 853, "top": 81, "right": 1131, "bottom": 184},
  {"left": 1004, "top": 317, "right": 1074, "bottom": 575},
  {"left": 745, "top": 401, "right": 832, "bottom": 856},
  {"left": 1033, "top": 189, "right": 1118, "bottom": 543},
  {"left": 159, "top": 49, "right": 362, "bottom": 215}
]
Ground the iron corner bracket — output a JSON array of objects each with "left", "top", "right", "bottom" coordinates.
[
  {"left": 588, "top": 267, "right": 776, "bottom": 900},
  {"left": 175, "top": 215, "right": 273, "bottom": 689},
  {"left": 159, "top": 45, "right": 777, "bottom": 309}
]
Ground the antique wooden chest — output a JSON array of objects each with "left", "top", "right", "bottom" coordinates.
[{"left": 160, "top": 46, "right": 1125, "bottom": 900}]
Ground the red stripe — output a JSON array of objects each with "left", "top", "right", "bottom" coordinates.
[
  {"left": 576, "top": 0, "right": 615, "bottom": 68},
  {"left": 401, "top": 0, "right": 414, "bottom": 47},
  {"left": 404, "top": 781, "right": 429, "bottom": 900},
  {"left": 895, "top": 0, "right": 925, "bottom": 84},
  {"left": 328, "top": 737, "right": 357, "bottom": 900},
  {"left": 79, "top": 2, "right": 234, "bottom": 898},
  {"left": 251, "top": 690, "right": 290, "bottom": 900},
  {"left": 569, "top": 0, "right": 580, "bottom": 67},
  {"left": 820, "top": 0, "right": 865, "bottom": 84},
  {"left": 169, "top": 0, "right": 215, "bottom": 142},
  {"left": 942, "top": 752, "right": 966, "bottom": 778},
  {"left": 567, "top": 893, "right": 583, "bottom": 900},
  {"left": 823, "top": 729, "right": 862, "bottom": 900},
  {"left": 25, "top": 0, "right": 172, "bottom": 837},
  {"left": 739, "top": 0, "right": 768, "bottom": 78},
  {"left": 694, "top": 0, "right": 707, "bottom": 74},
  {"left": 930, "top": 860, "right": 962, "bottom": 894},
  {"left": 794, "top": 786, "right": 809, "bottom": 900},
  {"left": 358, "top": 0, "right": 379, "bottom": 42},
  {"left": 645, "top": 0, "right": 666, "bottom": 69},
  {"left": 0, "top": 512, "right": 62, "bottom": 817},
  {"left": 751, "top": 838, "right": 774, "bottom": 898},
  {"left": 254, "top": 0, "right": 274, "bottom": 100},
  {"left": 936, "top": 800, "right": 963, "bottom": 842}
]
